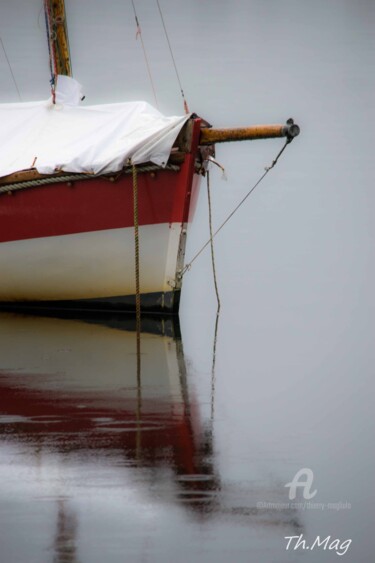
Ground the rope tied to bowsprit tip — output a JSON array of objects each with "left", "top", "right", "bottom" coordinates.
[{"left": 178, "top": 135, "right": 295, "bottom": 279}]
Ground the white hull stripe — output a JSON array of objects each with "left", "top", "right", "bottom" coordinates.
[{"left": 0, "top": 223, "right": 183, "bottom": 302}]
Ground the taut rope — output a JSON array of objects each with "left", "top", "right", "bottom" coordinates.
[
  {"left": 131, "top": 0, "right": 158, "bottom": 108},
  {"left": 156, "top": 0, "right": 189, "bottom": 113},
  {"left": 179, "top": 137, "right": 293, "bottom": 278}
]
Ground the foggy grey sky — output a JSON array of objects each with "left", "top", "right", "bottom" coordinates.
[{"left": 0, "top": 1, "right": 374, "bottom": 560}]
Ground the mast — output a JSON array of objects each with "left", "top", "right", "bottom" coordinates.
[{"left": 44, "top": 0, "right": 72, "bottom": 79}]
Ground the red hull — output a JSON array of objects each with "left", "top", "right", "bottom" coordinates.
[
  {"left": 0, "top": 119, "right": 202, "bottom": 244},
  {"left": 0, "top": 119, "right": 203, "bottom": 313}
]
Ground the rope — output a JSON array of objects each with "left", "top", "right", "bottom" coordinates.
[
  {"left": 206, "top": 170, "right": 221, "bottom": 311},
  {"left": 0, "top": 173, "right": 92, "bottom": 195},
  {"left": 210, "top": 310, "right": 220, "bottom": 427},
  {"left": 132, "top": 163, "right": 142, "bottom": 372},
  {"left": 131, "top": 0, "right": 158, "bottom": 108},
  {"left": 0, "top": 164, "right": 180, "bottom": 196},
  {"left": 179, "top": 138, "right": 293, "bottom": 278},
  {"left": 156, "top": 0, "right": 189, "bottom": 114},
  {"left": 0, "top": 37, "right": 22, "bottom": 101},
  {"left": 134, "top": 168, "right": 142, "bottom": 462}
]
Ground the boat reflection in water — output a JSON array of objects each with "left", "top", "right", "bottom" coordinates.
[
  {"left": 0, "top": 312, "right": 217, "bottom": 491},
  {"left": 0, "top": 312, "right": 218, "bottom": 560},
  {"left": 0, "top": 312, "right": 300, "bottom": 561}
]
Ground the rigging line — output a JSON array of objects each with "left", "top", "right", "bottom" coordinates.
[
  {"left": 37, "top": 2, "right": 45, "bottom": 30},
  {"left": 155, "top": 0, "right": 189, "bottom": 113},
  {"left": 207, "top": 170, "right": 221, "bottom": 311},
  {"left": 131, "top": 0, "right": 158, "bottom": 108},
  {"left": 0, "top": 37, "right": 22, "bottom": 101},
  {"left": 179, "top": 138, "right": 292, "bottom": 278}
]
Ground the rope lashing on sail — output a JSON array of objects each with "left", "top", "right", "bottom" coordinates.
[
  {"left": 131, "top": 0, "right": 159, "bottom": 108},
  {"left": 178, "top": 137, "right": 294, "bottom": 278},
  {"left": 156, "top": 0, "right": 190, "bottom": 114}
]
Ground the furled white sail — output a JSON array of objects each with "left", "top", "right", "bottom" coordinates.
[{"left": 0, "top": 77, "right": 189, "bottom": 178}]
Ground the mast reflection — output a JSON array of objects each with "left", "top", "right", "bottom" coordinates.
[{"left": 54, "top": 497, "right": 79, "bottom": 563}]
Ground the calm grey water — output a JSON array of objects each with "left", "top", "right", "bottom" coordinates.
[
  {"left": 0, "top": 306, "right": 371, "bottom": 563},
  {"left": 0, "top": 0, "right": 374, "bottom": 561}
]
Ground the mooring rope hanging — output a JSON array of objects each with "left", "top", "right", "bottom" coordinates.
[
  {"left": 210, "top": 310, "right": 220, "bottom": 427},
  {"left": 156, "top": 0, "right": 189, "bottom": 114},
  {"left": 206, "top": 170, "right": 221, "bottom": 311},
  {"left": 132, "top": 163, "right": 141, "bottom": 375},
  {"left": 131, "top": 0, "right": 159, "bottom": 108},
  {"left": 179, "top": 137, "right": 293, "bottom": 278}
]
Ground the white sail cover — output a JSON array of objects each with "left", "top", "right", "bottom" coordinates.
[{"left": 0, "top": 77, "right": 189, "bottom": 178}]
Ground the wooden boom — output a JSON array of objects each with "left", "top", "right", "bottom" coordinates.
[{"left": 200, "top": 120, "right": 300, "bottom": 145}]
